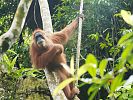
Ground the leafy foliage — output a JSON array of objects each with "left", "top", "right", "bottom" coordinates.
[{"left": 0, "top": 0, "right": 19, "bottom": 34}]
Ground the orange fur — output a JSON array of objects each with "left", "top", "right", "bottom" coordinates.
[{"left": 29, "top": 18, "right": 79, "bottom": 100}]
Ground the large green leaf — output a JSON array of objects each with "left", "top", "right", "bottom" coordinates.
[
  {"left": 86, "top": 54, "right": 97, "bottom": 66},
  {"left": 88, "top": 84, "right": 99, "bottom": 94},
  {"left": 88, "top": 84, "right": 100, "bottom": 100},
  {"left": 118, "top": 32, "right": 133, "bottom": 46},
  {"left": 53, "top": 78, "right": 76, "bottom": 96},
  {"left": 77, "top": 63, "right": 97, "bottom": 78},
  {"left": 77, "top": 64, "right": 90, "bottom": 77},
  {"left": 121, "top": 44, "right": 133, "bottom": 60},
  {"left": 85, "top": 54, "right": 97, "bottom": 77},
  {"left": 121, "top": 10, "right": 133, "bottom": 26},
  {"left": 88, "top": 64, "right": 97, "bottom": 77},
  {"left": 110, "top": 73, "right": 124, "bottom": 93},
  {"left": 70, "top": 56, "right": 74, "bottom": 75},
  {"left": 99, "top": 59, "right": 108, "bottom": 77},
  {"left": 89, "top": 88, "right": 99, "bottom": 100},
  {"left": 127, "top": 54, "right": 133, "bottom": 65}
]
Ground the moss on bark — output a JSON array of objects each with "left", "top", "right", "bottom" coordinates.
[
  {"left": 0, "top": 73, "right": 52, "bottom": 100},
  {"left": 16, "top": 77, "right": 52, "bottom": 100}
]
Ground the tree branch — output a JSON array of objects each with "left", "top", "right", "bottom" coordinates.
[{"left": 0, "top": 0, "right": 32, "bottom": 60}]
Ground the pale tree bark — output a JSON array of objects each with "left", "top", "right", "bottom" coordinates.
[
  {"left": 0, "top": 0, "right": 32, "bottom": 61},
  {"left": 76, "top": 0, "right": 84, "bottom": 85},
  {"left": 38, "top": 0, "right": 67, "bottom": 100},
  {"left": 38, "top": 0, "right": 53, "bottom": 34}
]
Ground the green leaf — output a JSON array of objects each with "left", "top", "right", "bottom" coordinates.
[
  {"left": 86, "top": 54, "right": 97, "bottom": 66},
  {"left": 92, "top": 77, "right": 102, "bottom": 84},
  {"left": 53, "top": 78, "right": 76, "bottom": 96},
  {"left": 7, "top": 49, "right": 17, "bottom": 54},
  {"left": 70, "top": 56, "right": 74, "bottom": 75},
  {"left": 118, "top": 32, "right": 133, "bottom": 46},
  {"left": 77, "top": 63, "right": 97, "bottom": 78},
  {"left": 95, "top": 32, "right": 99, "bottom": 41},
  {"left": 10, "top": 56, "right": 18, "bottom": 70},
  {"left": 77, "top": 64, "right": 90, "bottom": 77},
  {"left": 85, "top": 54, "right": 97, "bottom": 77},
  {"left": 3, "top": 54, "right": 11, "bottom": 72},
  {"left": 3, "top": 54, "right": 10, "bottom": 66},
  {"left": 88, "top": 84, "right": 100, "bottom": 100},
  {"left": 100, "top": 42, "right": 108, "bottom": 49},
  {"left": 110, "top": 73, "right": 124, "bottom": 93},
  {"left": 88, "top": 64, "right": 97, "bottom": 77},
  {"left": 89, "top": 88, "right": 99, "bottom": 100},
  {"left": 119, "top": 39, "right": 133, "bottom": 47},
  {"left": 105, "top": 33, "right": 110, "bottom": 42},
  {"left": 88, "top": 84, "right": 99, "bottom": 94},
  {"left": 99, "top": 59, "right": 108, "bottom": 77},
  {"left": 121, "top": 10, "right": 133, "bottom": 26},
  {"left": 121, "top": 44, "right": 133, "bottom": 60},
  {"left": 127, "top": 54, "right": 133, "bottom": 65}
]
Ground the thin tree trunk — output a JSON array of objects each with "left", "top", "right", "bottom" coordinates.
[
  {"left": 38, "top": 0, "right": 67, "bottom": 100},
  {"left": 38, "top": 0, "right": 53, "bottom": 34},
  {"left": 76, "top": 0, "right": 84, "bottom": 85}
]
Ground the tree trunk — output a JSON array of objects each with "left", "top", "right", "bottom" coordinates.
[
  {"left": 38, "top": 0, "right": 68, "bottom": 100},
  {"left": 38, "top": 0, "right": 53, "bottom": 34}
]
